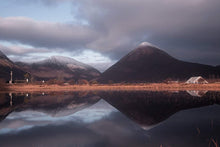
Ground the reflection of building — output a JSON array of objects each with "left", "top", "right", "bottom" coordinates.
[
  {"left": 186, "top": 90, "right": 208, "bottom": 97},
  {"left": 9, "top": 93, "right": 13, "bottom": 106},
  {"left": 186, "top": 76, "right": 208, "bottom": 84}
]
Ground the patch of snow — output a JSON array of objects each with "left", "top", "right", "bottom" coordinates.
[
  {"left": 38, "top": 56, "right": 92, "bottom": 69},
  {"left": 50, "top": 56, "right": 85, "bottom": 65},
  {"left": 138, "top": 42, "right": 156, "bottom": 48},
  {"left": 67, "top": 63, "right": 86, "bottom": 70}
]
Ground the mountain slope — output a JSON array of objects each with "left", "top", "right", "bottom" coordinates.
[
  {"left": 99, "top": 42, "right": 220, "bottom": 83},
  {"left": 17, "top": 56, "right": 100, "bottom": 81},
  {"left": 0, "top": 51, "right": 27, "bottom": 82},
  {"left": 217, "top": 65, "right": 220, "bottom": 70}
]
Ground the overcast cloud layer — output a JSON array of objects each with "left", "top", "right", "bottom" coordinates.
[{"left": 0, "top": 0, "right": 220, "bottom": 69}]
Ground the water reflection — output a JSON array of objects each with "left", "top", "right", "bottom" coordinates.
[
  {"left": 0, "top": 91, "right": 220, "bottom": 146},
  {"left": 100, "top": 91, "right": 220, "bottom": 128},
  {"left": 186, "top": 90, "right": 208, "bottom": 97},
  {"left": 0, "top": 97, "right": 147, "bottom": 147},
  {"left": 0, "top": 92, "right": 101, "bottom": 121},
  {"left": 146, "top": 104, "right": 220, "bottom": 147}
]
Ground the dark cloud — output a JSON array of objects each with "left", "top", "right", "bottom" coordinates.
[
  {"left": 0, "top": 17, "right": 98, "bottom": 50},
  {"left": 1, "top": 0, "right": 220, "bottom": 65},
  {"left": 0, "top": 44, "right": 52, "bottom": 62},
  {"left": 76, "top": 0, "right": 220, "bottom": 63},
  {"left": 0, "top": 44, "right": 49, "bottom": 56}
]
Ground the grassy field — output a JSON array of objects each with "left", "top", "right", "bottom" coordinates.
[{"left": 1, "top": 83, "right": 220, "bottom": 92}]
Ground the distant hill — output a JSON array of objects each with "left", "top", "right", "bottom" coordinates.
[
  {"left": 16, "top": 56, "right": 100, "bottom": 82},
  {"left": 0, "top": 51, "right": 27, "bottom": 82},
  {"left": 99, "top": 42, "right": 220, "bottom": 83}
]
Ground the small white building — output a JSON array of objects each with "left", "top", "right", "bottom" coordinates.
[{"left": 186, "top": 76, "right": 208, "bottom": 84}]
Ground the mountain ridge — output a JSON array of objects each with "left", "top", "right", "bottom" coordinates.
[
  {"left": 16, "top": 56, "right": 100, "bottom": 81},
  {"left": 99, "top": 43, "right": 220, "bottom": 83},
  {"left": 0, "top": 50, "right": 28, "bottom": 82}
]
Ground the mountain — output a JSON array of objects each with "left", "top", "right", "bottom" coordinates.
[
  {"left": 99, "top": 42, "right": 220, "bottom": 83},
  {"left": 0, "top": 51, "right": 27, "bottom": 82},
  {"left": 16, "top": 56, "right": 100, "bottom": 81}
]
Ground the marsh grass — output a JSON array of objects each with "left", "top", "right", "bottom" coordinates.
[{"left": 3, "top": 83, "right": 220, "bottom": 92}]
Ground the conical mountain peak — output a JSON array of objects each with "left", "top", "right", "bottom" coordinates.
[
  {"left": 123, "top": 42, "right": 174, "bottom": 62},
  {"left": 99, "top": 43, "right": 220, "bottom": 83}
]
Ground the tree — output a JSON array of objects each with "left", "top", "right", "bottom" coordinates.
[
  {"left": 56, "top": 79, "right": 65, "bottom": 85},
  {"left": 67, "top": 79, "right": 75, "bottom": 85},
  {"left": 89, "top": 80, "right": 98, "bottom": 85},
  {"left": 47, "top": 79, "right": 57, "bottom": 85},
  {"left": 108, "top": 80, "right": 114, "bottom": 84},
  {"left": 78, "top": 79, "right": 89, "bottom": 85}
]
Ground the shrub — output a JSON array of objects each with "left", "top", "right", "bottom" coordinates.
[
  {"left": 89, "top": 80, "right": 99, "bottom": 85},
  {"left": 78, "top": 79, "right": 89, "bottom": 85}
]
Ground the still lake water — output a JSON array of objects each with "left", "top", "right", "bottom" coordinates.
[{"left": 0, "top": 91, "right": 220, "bottom": 147}]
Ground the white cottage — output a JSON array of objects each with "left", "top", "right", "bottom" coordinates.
[{"left": 186, "top": 76, "right": 208, "bottom": 84}]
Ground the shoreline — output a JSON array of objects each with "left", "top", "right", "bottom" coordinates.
[{"left": 1, "top": 83, "right": 220, "bottom": 93}]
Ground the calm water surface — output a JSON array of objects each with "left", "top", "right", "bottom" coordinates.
[{"left": 0, "top": 91, "right": 220, "bottom": 147}]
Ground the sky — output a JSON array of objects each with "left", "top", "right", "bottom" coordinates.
[{"left": 0, "top": 0, "right": 220, "bottom": 72}]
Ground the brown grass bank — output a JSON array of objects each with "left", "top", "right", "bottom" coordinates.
[{"left": 1, "top": 83, "right": 220, "bottom": 93}]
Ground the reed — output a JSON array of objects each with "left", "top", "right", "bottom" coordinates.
[{"left": 1, "top": 83, "right": 220, "bottom": 92}]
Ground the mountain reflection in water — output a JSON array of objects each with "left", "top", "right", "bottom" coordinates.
[
  {"left": 0, "top": 92, "right": 101, "bottom": 121},
  {"left": 0, "top": 91, "right": 220, "bottom": 147},
  {"left": 100, "top": 91, "right": 220, "bottom": 128}
]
